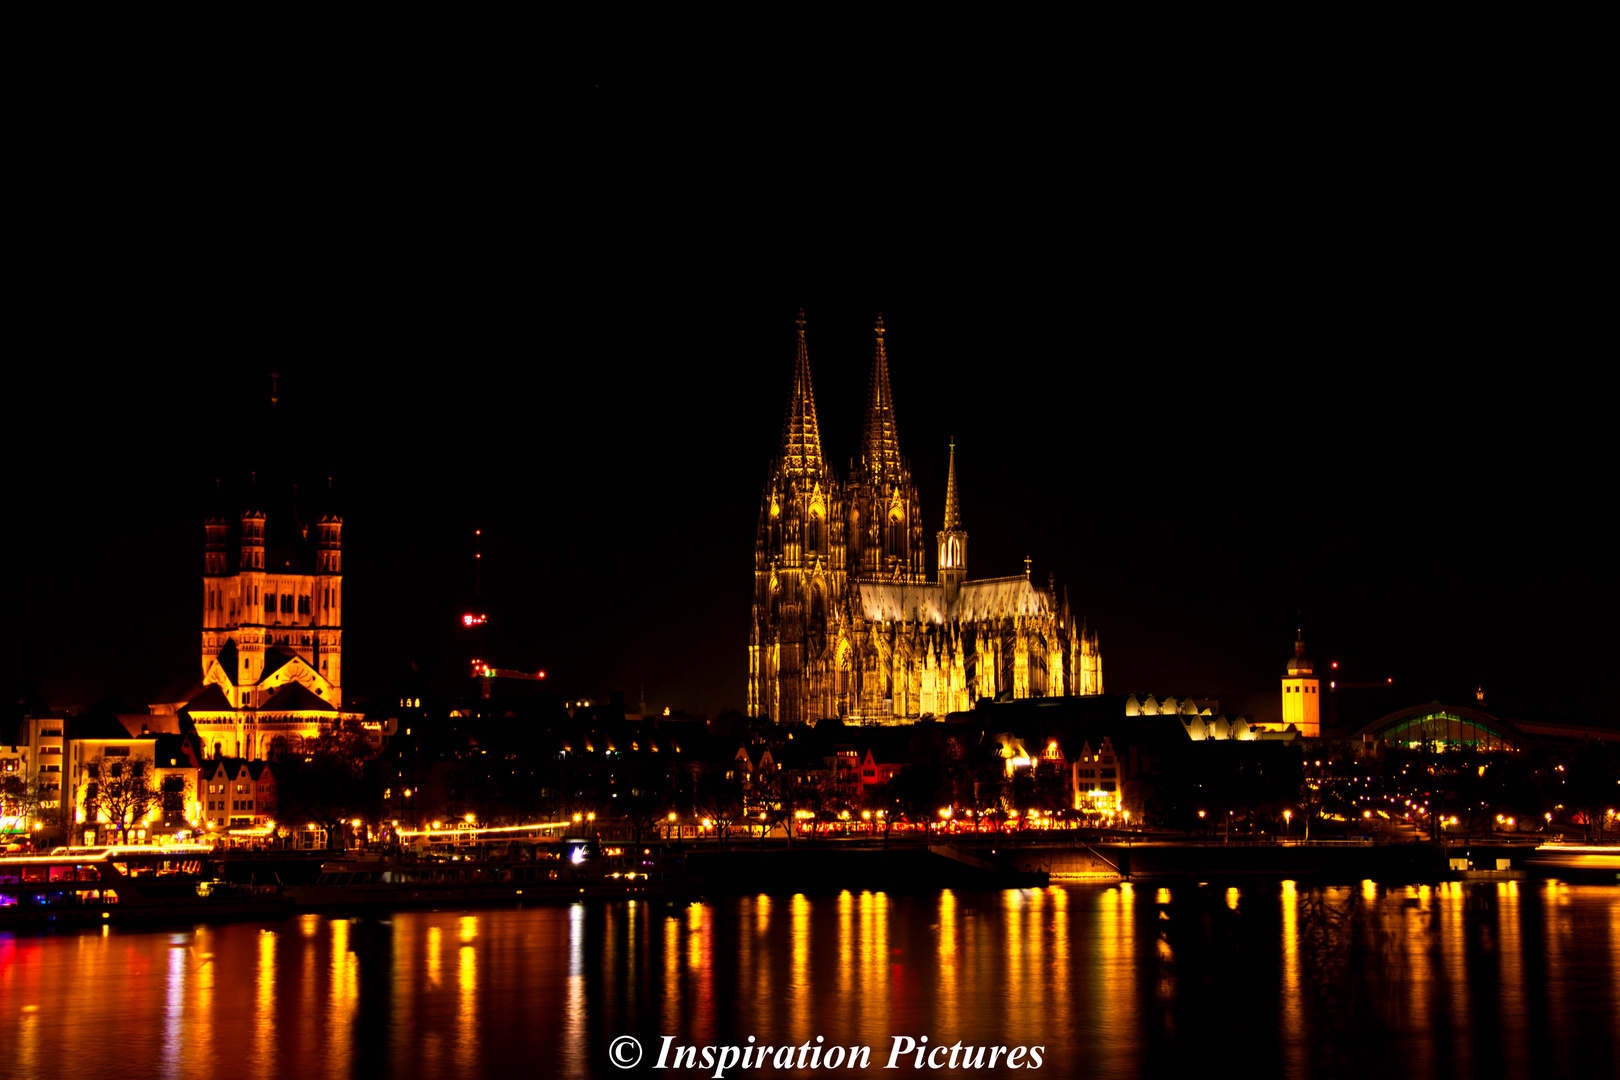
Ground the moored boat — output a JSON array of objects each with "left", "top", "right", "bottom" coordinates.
[{"left": 0, "top": 845, "right": 290, "bottom": 926}]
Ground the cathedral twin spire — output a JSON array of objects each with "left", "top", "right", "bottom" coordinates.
[
  {"left": 780, "top": 310, "right": 910, "bottom": 489},
  {"left": 864, "top": 315, "right": 904, "bottom": 485},
  {"left": 778, "top": 309, "right": 828, "bottom": 480}
]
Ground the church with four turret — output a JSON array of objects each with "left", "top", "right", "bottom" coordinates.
[{"left": 749, "top": 312, "right": 1102, "bottom": 725}]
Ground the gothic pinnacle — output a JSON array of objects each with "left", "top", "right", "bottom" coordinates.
[{"left": 942, "top": 438, "right": 961, "bottom": 531}]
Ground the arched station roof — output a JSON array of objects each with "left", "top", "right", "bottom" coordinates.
[{"left": 1353, "top": 701, "right": 1520, "bottom": 751}]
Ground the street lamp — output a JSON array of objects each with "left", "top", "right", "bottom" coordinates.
[{"left": 1284, "top": 809, "right": 1292, "bottom": 836}]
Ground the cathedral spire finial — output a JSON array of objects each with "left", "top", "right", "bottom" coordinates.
[
  {"left": 863, "top": 314, "right": 902, "bottom": 483},
  {"left": 780, "top": 310, "right": 826, "bottom": 479},
  {"left": 942, "top": 438, "right": 961, "bottom": 530}
]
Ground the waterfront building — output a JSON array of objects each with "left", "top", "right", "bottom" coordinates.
[
  {"left": 0, "top": 713, "right": 69, "bottom": 842},
  {"left": 1071, "top": 737, "right": 1120, "bottom": 813},
  {"left": 199, "top": 758, "right": 277, "bottom": 832},
  {"left": 749, "top": 312, "right": 1102, "bottom": 726},
  {"left": 1280, "top": 629, "right": 1321, "bottom": 738},
  {"left": 65, "top": 712, "right": 200, "bottom": 845}
]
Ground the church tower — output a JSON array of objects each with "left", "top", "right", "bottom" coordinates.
[
  {"left": 849, "top": 316, "right": 923, "bottom": 583},
  {"left": 1281, "top": 628, "right": 1320, "bottom": 737},
  {"left": 936, "top": 439, "right": 967, "bottom": 608},
  {"left": 749, "top": 311, "right": 846, "bottom": 725}
]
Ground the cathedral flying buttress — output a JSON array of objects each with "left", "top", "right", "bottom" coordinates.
[{"left": 749, "top": 312, "right": 1102, "bottom": 726}]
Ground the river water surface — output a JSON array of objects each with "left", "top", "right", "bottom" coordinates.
[{"left": 2, "top": 881, "right": 1616, "bottom": 1079}]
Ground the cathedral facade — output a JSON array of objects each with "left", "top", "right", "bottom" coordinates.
[{"left": 748, "top": 313, "right": 1102, "bottom": 726}]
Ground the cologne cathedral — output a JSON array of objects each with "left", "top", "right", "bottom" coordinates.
[{"left": 748, "top": 312, "right": 1102, "bottom": 725}]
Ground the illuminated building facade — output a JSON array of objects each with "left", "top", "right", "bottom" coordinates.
[
  {"left": 748, "top": 313, "right": 1102, "bottom": 725},
  {"left": 0, "top": 715, "right": 67, "bottom": 840},
  {"left": 66, "top": 715, "right": 199, "bottom": 846},
  {"left": 1280, "top": 630, "right": 1320, "bottom": 738},
  {"left": 199, "top": 758, "right": 277, "bottom": 831},
  {"left": 185, "top": 482, "right": 365, "bottom": 758}
]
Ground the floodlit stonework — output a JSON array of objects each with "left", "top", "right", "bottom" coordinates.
[
  {"left": 183, "top": 485, "right": 360, "bottom": 758},
  {"left": 749, "top": 312, "right": 1102, "bottom": 726}
]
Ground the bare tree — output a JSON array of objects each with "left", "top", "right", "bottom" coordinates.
[
  {"left": 83, "top": 755, "right": 157, "bottom": 843},
  {"left": 1, "top": 768, "right": 50, "bottom": 837}
]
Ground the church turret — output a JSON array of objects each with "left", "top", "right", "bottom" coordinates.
[
  {"left": 1281, "top": 628, "right": 1320, "bottom": 737},
  {"left": 239, "top": 507, "right": 266, "bottom": 570},
  {"left": 316, "top": 512, "right": 343, "bottom": 574},
  {"left": 936, "top": 438, "right": 968, "bottom": 607}
]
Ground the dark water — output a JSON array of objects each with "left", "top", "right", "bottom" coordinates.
[{"left": 2, "top": 881, "right": 1616, "bottom": 1079}]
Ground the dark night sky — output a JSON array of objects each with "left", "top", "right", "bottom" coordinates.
[{"left": 11, "top": 66, "right": 1612, "bottom": 727}]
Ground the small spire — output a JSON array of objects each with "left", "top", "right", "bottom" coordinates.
[
  {"left": 942, "top": 438, "right": 961, "bottom": 530},
  {"left": 1024, "top": 556, "right": 1031, "bottom": 579},
  {"left": 1296, "top": 627, "right": 1306, "bottom": 657}
]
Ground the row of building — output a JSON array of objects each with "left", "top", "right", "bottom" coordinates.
[{"left": 2, "top": 708, "right": 285, "bottom": 847}]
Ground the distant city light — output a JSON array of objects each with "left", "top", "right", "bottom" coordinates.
[{"left": 462, "top": 613, "right": 487, "bottom": 627}]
